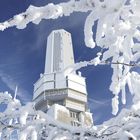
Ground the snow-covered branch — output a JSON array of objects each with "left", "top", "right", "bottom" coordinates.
[
  {"left": 0, "top": 91, "right": 140, "bottom": 139},
  {"left": 0, "top": 0, "right": 140, "bottom": 119},
  {"left": 0, "top": 0, "right": 95, "bottom": 31}
]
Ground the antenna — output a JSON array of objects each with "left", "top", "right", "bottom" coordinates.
[{"left": 14, "top": 85, "right": 18, "bottom": 100}]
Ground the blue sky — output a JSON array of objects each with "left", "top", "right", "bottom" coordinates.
[{"left": 0, "top": 0, "right": 133, "bottom": 125}]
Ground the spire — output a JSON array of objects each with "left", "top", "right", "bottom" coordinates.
[
  {"left": 14, "top": 85, "right": 18, "bottom": 100},
  {"left": 44, "top": 29, "right": 75, "bottom": 74}
]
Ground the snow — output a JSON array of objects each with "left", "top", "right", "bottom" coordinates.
[
  {"left": 47, "top": 104, "right": 69, "bottom": 120},
  {"left": 0, "top": 91, "right": 140, "bottom": 139},
  {"left": 1, "top": 1, "right": 140, "bottom": 115},
  {"left": 112, "top": 95, "right": 119, "bottom": 115},
  {"left": 124, "top": 131, "right": 137, "bottom": 140},
  {"left": 95, "top": 107, "right": 140, "bottom": 139},
  {"left": 132, "top": 101, "right": 140, "bottom": 111},
  {"left": 0, "top": 0, "right": 140, "bottom": 139}
]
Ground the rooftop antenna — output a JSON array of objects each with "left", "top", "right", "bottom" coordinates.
[{"left": 14, "top": 85, "right": 18, "bottom": 100}]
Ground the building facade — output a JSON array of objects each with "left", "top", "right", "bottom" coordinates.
[{"left": 33, "top": 29, "right": 93, "bottom": 126}]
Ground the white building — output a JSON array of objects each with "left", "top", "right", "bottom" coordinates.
[
  {"left": 44, "top": 29, "right": 74, "bottom": 74},
  {"left": 33, "top": 29, "right": 93, "bottom": 126}
]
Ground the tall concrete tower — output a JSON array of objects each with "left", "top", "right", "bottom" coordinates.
[
  {"left": 33, "top": 29, "right": 93, "bottom": 126},
  {"left": 45, "top": 29, "right": 74, "bottom": 73}
]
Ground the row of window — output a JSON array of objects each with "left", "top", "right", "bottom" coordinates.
[
  {"left": 71, "top": 121, "right": 80, "bottom": 126},
  {"left": 70, "top": 111, "right": 78, "bottom": 118}
]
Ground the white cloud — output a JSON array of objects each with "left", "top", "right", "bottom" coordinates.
[
  {"left": 88, "top": 98, "right": 110, "bottom": 111},
  {"left": 88, "top": 98, "right": 111, "bottom": 124},
  {"left": 0, "top": 70, "right": 31, "bottom": 103}
]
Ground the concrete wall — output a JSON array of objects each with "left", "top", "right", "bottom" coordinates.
[
  {"left": 46, "top": 104, "right": 93, "bottom": 127},
  {"left": 68, "top": 89, "right": 87, "bottom": 102},
  {"left": 79, "top": 112, "right": 93, "bottom": 127},
  {"left": 65, "top": 99, "right": 86, "bottom": 112},
  {"left": 47, "top": 104, "right": 71, "bottom": 124},
  {"left": 57, "top": 110, "right": 71, "bottom": 124}
]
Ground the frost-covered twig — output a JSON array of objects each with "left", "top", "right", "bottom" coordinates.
[
  {"left": 0, "top": 91, "right": 140, "bottom": 139},
  {"left": 101, "top": 61, "right": 139, "bottom": 67},
  {"left": 0, "top": 0, "right": 140, "bottom": 119}
]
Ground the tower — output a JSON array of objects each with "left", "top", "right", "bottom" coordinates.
[
  {"left": 33, "top": 29, "right": 93, "bottom": 126},
  {"left": 45, "top": 29, "right": 74, "bottom": 74}
]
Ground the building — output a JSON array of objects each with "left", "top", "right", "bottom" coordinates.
[{"left": 33, "top": 29, "right": 93, "bottom": 126}]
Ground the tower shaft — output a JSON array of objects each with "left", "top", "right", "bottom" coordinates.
[{"left": 45, "top": 29, "right": 74, "bottom": 74}]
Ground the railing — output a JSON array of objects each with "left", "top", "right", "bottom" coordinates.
[{"left": 34, "top": 89, "right": 68, "bottom": 103}]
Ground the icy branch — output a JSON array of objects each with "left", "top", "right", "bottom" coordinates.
[
  {"left": 0, "top": 91, "right": 140, "bottom": 140},
  {"left": 1, "top": 0, "right": 140, "bottom": 115}
]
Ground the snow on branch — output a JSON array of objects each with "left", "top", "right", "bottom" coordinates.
[
  {"left": 1, "top": 0, "right": 140, "bottom": 116},
  {"left": 0, "top": 92, "right": 140, "bottom": 140},
  {"left": 0, "top": 0, "right": 95, "bottom": 31},
  {"left": 0, "top": 91, "right": 140, "bottom": 139}
]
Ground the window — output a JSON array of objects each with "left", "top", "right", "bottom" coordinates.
[
  {"left": 71, "top": 121, "right": 80, "bottom": 126},
  {"left": 70, "top": 111, "right": 78, "bottom": 119}
]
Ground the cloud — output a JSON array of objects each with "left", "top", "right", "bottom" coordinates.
[
  {"left": 88, "top": 98, "right": 111, "bottom": 111},
  {"left": 88, "top": 98, "right": 112, "bottom": 124},
  {"left": 92, "top": 112, "right": 103, "bottom": 124},
  {"left": 0, "top": 70, "right": 31, "bottom": 103}
]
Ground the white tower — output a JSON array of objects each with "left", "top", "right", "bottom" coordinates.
[
  {"left": 45, "top": 29, "right": 74, "bottom": 73},
  {"left": 33, "top": 29, "right": 93, "bottom": 126}
]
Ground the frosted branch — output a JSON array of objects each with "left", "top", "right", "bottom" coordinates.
[{"left": 1, "top": 0, "right": 140, "bottom": 116}]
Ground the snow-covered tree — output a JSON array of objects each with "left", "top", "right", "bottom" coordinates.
[{"left": 0, "top": 0, "right": 140, "bottom": 139}]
